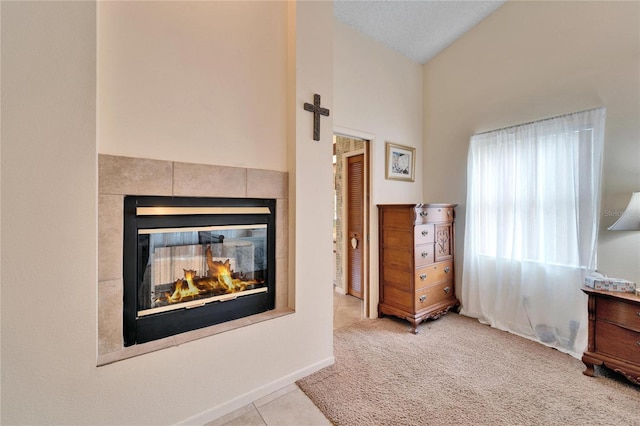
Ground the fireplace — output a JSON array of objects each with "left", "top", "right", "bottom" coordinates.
[{"left": 123, "top": 196, "right": 276, "bottom": 346}]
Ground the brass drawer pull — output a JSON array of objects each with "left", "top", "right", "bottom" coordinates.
[
  {"left": 444, "top": 267, "right": 450, "bottom": 273},
  {"left": 420, "top": 273, "right": 427, "bottom": 280},
  {"left": 421, "top": 230, "right": 429, "bottom": 236},
  {"left": 421, "top": 251, "right": 429, "bottom": 258},
  {"left": 419, "top": 295, "right": 426, "bottom": 302},
  {"left": 444, "top": 287, "right": 451, "bottom": 294}
]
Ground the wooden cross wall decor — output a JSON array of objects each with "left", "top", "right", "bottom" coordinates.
[{"left": 303, "top": 94, "right": 330, "bottom": 141}]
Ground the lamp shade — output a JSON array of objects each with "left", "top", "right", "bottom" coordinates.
[{"left": 608, "top": 192, "right": 640, "bottom": 231}]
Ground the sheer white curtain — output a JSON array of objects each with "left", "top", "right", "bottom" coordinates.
[{"left": 461, "top": 108, "right": 605, "bottom": 358}]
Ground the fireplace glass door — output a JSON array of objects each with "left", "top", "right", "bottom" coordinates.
[
  {"left": 138, "top": 224, "right": 268, "bottom": 315},
  {"left": 123, "top": 196, "right": 276, "bottom": 346}
]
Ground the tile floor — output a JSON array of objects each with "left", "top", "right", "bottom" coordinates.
[{"left": 207, "top": 292, "right": 364, "bottom": 426}]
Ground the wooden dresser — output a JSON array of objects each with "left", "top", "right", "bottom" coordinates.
[
  {"left": 378, "top": 204, "right": 459, "bottom": 333},
  {"left": 581, "top": 287, "right": 640, "bottom": 385}
]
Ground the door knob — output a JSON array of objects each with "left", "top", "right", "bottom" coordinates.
[{"left": 351, "top": 237, "right": 358, "bottom": 249}]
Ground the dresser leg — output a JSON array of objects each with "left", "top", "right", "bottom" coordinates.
[
  {"left": 583, "top": 362, "right": 594, "bottom": 377},
  {"left": 582, "top": 354, "right": 599, "bottom": 377},
  {"left": 407, "top": 318, "right": 422, "bottom": 334}
]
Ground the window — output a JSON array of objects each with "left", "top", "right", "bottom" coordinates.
[
  {"left": 461, "top": 108, "right": 605, "bottom": 357},
  {"left": 467, "top": 110, "right": 604, "bottom": 268}
]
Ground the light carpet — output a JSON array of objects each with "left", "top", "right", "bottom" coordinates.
[{"left": 297, "top": 313, "right": 639, "bottom": 425}]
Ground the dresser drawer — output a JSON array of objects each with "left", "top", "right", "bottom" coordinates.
[
  {"left": 414, "top": 244, "right": 435, "bottom": 267},
  {"left": 594, "top": 321, "right": 640, "bottom": 364},
  {"left": 415, "top": 261, "right": 453, "bottom": 288},
  {"left": 415, "top": 206, "right": 454, "bottom": 223},
  {"left": 597, "top": 298, "right": 640, "bottom": 331},
  {"left": 414, "top": 224, "right": 434, "bottom": 244},
  {"left": 415, "top": 280, "right": 455, "bottom": 309}
]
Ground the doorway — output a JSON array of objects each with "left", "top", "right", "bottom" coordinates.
[
  {"left": 346, "top": 153, "right": 364, "bottom": 299},
  {"left": 333, "top": 134, "right": 370, "bottom": 319}
]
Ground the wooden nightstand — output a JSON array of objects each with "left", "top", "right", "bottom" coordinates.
[{"left": 581, "top": 287, "right": 640, "bottom": 385}]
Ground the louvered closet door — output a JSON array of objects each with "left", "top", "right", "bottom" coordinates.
[{"left": 347, "top": 154, "right": 364, "bottom": 299}]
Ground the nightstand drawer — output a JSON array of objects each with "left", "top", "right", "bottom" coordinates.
[
  {"left": 597, "top": 297, "right": 640, "bottom": 332},
  {"left": 595, "top": 321, "right": 640, "bottom": 364}
]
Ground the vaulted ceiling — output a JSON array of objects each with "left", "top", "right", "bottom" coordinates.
[{"left": 334, "top": 0, "right": 505, "bottom": 64}]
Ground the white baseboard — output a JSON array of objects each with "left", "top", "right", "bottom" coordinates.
[
  {"left": 334, "top": 286, "right": 346, "bottom": 295},
  {"left": 176, "top": 356, "right": 335, "bottom": 425}
]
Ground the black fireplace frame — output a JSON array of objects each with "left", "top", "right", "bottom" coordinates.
[{"left": 123, "top": 196, "right": 276, "bottom": 346}]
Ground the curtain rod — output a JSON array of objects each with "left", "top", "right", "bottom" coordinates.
[{"left": 472, "top": 106, "right": 605, "bottom": 136}]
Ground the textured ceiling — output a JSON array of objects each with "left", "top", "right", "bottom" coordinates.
[{"left": 334, "top": 0, "right": 505, "bottom": 64}]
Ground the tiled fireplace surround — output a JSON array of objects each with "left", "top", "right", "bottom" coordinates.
[{"left": 98, "top": 154, "right": 291, "bottom": 366}]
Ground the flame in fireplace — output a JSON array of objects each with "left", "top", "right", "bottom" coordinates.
[
  {"left": 208, "top": 258, "right": 235, "bottom": 289},
  {"left": 155, "top": 245, "right": 262, "bottom": 306},
  {"left": 168, "top": 269, "right": 202, "bottom": 302}
]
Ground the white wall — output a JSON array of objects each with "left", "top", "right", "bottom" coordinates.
[
  {"left": 333, "top": 19, "right": 423, "bottom": 314},
  {"left": 290, "top": 0, "right": 335, "bottom": 349},
  {"left": 1, "top": 1, "right": 334, "bottom": 424},
  {"left": 98, "top": 1, "right": 288, "bottom": 171},
  {"left": 2, "top": 1, "right": 98, "bottom": 423},
  {"left": 334, "top": 20, "right": 423, "bottom": 205},
  {"left": 423, "top": 1, "right": 640, "bottom": 290}
]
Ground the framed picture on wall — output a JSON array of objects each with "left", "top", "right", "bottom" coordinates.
[{"left": 385, "top": 142, "right": 415, "bottom": 182}]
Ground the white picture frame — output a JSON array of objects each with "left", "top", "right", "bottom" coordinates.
[{"left": 385, "top": 142, "right": 415, "bottom": 182}]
